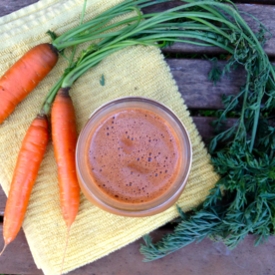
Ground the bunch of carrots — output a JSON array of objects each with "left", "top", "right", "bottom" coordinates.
[
  {"left": 0, "top": 0, "right": 172, "bottom": 255},
  {"left": 0, "top": 29, "right": 79, "bottom": 258},
  {"left": 0, "top": 0, "right": 141, "bottom": 256},
  {"left": 0, "top": 1, "right": 152, "bottom": 266},
  {"left": 1, "top": 0, "right": 275, "bottom": 272}
]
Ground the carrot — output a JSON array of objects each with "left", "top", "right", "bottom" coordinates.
[
  {"left": 51, "top": 87, "right": 80, "bottom": 274},
  {"left": 51, "top": 87, "right": 80, "bottom": 228},
  {"left": 0, "top": 43, "right": 58, "bottom": 124},
  {"left": 0, "top": 114, "right": 49, "bottom": 255}
]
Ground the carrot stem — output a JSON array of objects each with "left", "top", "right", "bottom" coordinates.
[
  {"left": 40, "top": 77, "right": 64, "bottom": 116},
  {"left": 51, "top": 0, "right": 164, "bottom": 50}
]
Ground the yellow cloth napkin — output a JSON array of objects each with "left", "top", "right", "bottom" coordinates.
[{"left": 0, "top": 0, "right": 219, "bottom": 274}]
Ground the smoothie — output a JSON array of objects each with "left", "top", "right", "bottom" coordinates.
[{"left": 87, "top": 107, "right": 182, "bottom": 204}]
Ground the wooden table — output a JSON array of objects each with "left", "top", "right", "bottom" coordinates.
[{"left": 1, "top": 1, "right": 275, "bottom": 274}]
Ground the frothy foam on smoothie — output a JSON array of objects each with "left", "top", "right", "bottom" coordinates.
[{"left": 87, "top": 108, "right": 181, "bottom": 204}]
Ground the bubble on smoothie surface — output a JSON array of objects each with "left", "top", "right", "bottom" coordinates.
[{"left": 88, "top": 108, "right": 181, "bottom": 204}]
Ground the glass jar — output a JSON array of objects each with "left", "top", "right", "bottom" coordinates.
[{"left": 76, "top": 97, "right": 192, "bottom": 217}]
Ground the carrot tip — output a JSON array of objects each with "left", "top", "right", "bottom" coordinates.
[
  {"left": 60, "top": 226, "right": 71, "bottom": 275},
  {"left": 0, "top": 243, "right": 7, "bottom": 256}
]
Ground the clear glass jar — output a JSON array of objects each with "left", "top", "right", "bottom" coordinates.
[{"left": 76, "top": 97, "right": 192, "bottom": 217}]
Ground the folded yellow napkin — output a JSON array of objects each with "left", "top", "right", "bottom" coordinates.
[{"left": 0, "top": 0, "right": 219, "bottom": 274}]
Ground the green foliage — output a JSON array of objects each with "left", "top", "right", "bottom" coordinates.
[
  {"left": 208, "top": 57, "right": 223, "bottom": 84},
  {"left": 141, "top": 144, "right": 275, "bottom": 261},
  {"left": 46, "top": 30, "right": 58, "bottom": 41},
  {"left": 139, "top": 0, "right": 275, "bottom": 262}
]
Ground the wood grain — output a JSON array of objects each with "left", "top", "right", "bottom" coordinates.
[
  {"left": 1, "top": 224, "right": 275, "bottom": 275},
  {"left": 0, "top": 226, "right": 40, "bottom": 275},
  {"left": 0, "top": 0, "right": 38, "bottom": 17},
  {"left": 236, "top": 0, "right": 275, "bottom": 2},
  {"left": 166, "top": 58, "right": 245, "bottom": 109},
  {"left": 0, "top": 185, "right": 6, "bottom": 216}
]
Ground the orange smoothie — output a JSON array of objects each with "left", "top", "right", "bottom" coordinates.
[{"left": 87, "top": 107, "right": 182, "bottom": 204}]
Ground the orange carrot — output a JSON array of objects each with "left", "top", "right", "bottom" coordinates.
[
  {"left": 0, "top": 43, "right": 58, "bottom": 124},
  {"left": 0, "top": 114, "right": 49, "bottom": 255},
  {"left": 51, "top": 87, "right": 80, "bottom": 273},
  {"left": 51, "top": 87, "right": 80, "bottom": 229}
]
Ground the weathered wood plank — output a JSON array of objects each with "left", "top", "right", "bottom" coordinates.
[
  {"left": 0, "top": 226, "right": 42, "bottom": 275},
  {"left": 1, "top": 224, "right": 275, "bottom": 275},
  {"left": 229, "top": 4, "right": 275, "bottom": 57},
  {"left": 0, "top": 185, "right": 6, "bottom": 216},
  {"left": 193, "top": 116, "right": 219, "bottom": 144},
  {"left": 236, "top": 0, "right": 275, "bottom": 3},
  {"left": 166, "top": 58, "right": 245, "bottom": 109},
  {"left": 168, "top": 58, "right": 274, "bottom": 109},
  {"left": 0, "top": 0, "right": 37, "bottom": 17}
]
